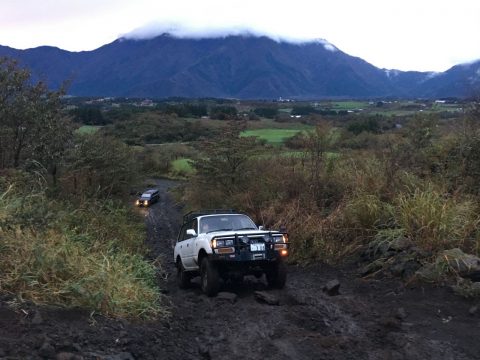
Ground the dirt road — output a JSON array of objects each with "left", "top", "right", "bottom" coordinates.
[
  {"left": 0, "top": 179, "right": 479, "bottom": 359},
  {"left": 144, "top": 180, "right": 479, "bottom": 360}
]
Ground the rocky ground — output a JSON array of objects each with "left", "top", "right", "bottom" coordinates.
[{"left": 0, "top": 179, "right": 479, "bottom": 359}]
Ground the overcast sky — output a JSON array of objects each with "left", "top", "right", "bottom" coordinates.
[{"left": 1, "top": 0, "right": 479, "bottom": 72}]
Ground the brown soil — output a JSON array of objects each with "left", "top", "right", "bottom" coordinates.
[{"left": 0, "top": 179, "right": 479, "bottom": 360}]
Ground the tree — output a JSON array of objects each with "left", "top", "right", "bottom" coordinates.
[
  {"left": 65, "top": 133, "right": 138, "bottom": 197},
  {"left": 191, "top": 121, "right": 260, "bottom": 198},
  {"left": 302, "top": 122, "right": 335, "bottom": 208},
  {"left": 0, "top": 57, "right": 72, "bottom": 175},
  {"left": 27, "top": 92, "right": 74, "bottom": 187}
]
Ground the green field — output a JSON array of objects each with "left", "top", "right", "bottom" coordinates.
[
  {"left": 241, "top": 128, "right": 305, "bottom": 145},
  {"left": 327, "top": 101, "right": 370, "bottom": 110},
  {"left": 171, "top": 158, "right": 194, "bottom": 174},
  {"left": 77, "top": 125, "right": 102, "bottom": 134}
]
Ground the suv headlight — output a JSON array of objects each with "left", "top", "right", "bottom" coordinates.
[
  {"left": 211, "top": 239, "right": 234, "bottom": 248},
  {"left": 213, "top": 239, "right": 225, "bottom": 248},
  {"left": 274, "top": 234, "right": 288, "bottom": 243}
]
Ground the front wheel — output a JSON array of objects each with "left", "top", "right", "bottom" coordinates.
[
  {"left": 200, "top": 257, "right": 220, "bottom": 296},
  {"left": 266, "top": 259, "right": 287, "bottom": 289},
  {"left": 177, "top": 260, "right": 191, "bottom": 289}
]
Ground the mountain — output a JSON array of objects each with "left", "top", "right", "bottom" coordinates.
[{"left": 0, "top": 34, "right": 478, "bottom": 99}]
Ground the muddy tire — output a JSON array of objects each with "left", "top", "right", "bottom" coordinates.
[
  {"left": 177, "top": 260, "right": 191, "bottom": 289},
  {"left": 266, "top": 259, "right": 287, "bottom": 289},
  {"left": 200, "top": 257, "right": 220, "bottom": 296}
]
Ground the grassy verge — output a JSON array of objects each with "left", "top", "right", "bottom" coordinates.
[{"left": 0, "top": 176, "right": 166, "bottom": 319}]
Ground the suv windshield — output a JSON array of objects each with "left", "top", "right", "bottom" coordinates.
[
  {"left": 200, "top": 214, "right": 257, "bottom": 234},
  {"left": 141, "top": 193, "right": 152, "bottom": 198}
]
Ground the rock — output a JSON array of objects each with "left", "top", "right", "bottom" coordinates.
[
  {"left": 464, "top": 271, "right": 480, "bottom": 282},
  {"left": 32, "top": 310, "right": 43, "bottom": 325},
  {"left": 102, "top": 352, "right": 135, "bottom": 360},
  {"left": 56, "top": 352, "right": 84, "bottom": 360},
  {"left": 198, "top": 343, "right": 211, "bottom": 360},
  {"left": 359, "top": 259, "right": 385, "bottom": 277},
  {"left": 391, "top": 258, "right": 422, "bottom": 279},
  {"left": 389, "top": 237, "right": 413, "bottom": 252},
  {"left": 415, "top": 263, "right": 441, "bottom": 282},
  {"left": 469, "top": 306, "right": 478, "bottom": 316},
  {"left": 439, "top": 248, "right": 480, "bottom": 278},
  {"left": 39, "top": 342, "right": 56, "bottom": 359},
  {"left": 216, "top": 292, "right": 238, "bottom": 303},
  {"left": 322, "top": 279, "right": 340, "bottom": 296},
  {"left": 254, "top": 291, "right": 280, "bottom": 305},
  {"left": 395, "top": 307, "right": 407, "bottom": 320}
]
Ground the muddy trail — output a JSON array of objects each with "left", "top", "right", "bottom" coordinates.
[{"left": 1, "top": 179, "right": 479, "bottom": 359}]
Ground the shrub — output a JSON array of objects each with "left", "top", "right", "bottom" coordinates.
[{"left": 395, "top": 187, "right": 479, "bottom": 252}]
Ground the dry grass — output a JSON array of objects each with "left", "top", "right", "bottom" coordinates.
[
  {"left": 395, "top": 187, "right": 479, "bottom": 252},
  {"left": 0, "top": 183, "right": 166, "bottom": 319}
]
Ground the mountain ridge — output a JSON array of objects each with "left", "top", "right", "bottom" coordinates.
[{"left": 1, "top": 34, "right": 479, "bottom": 99}]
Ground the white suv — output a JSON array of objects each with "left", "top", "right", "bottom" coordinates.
[{"left": 174, "top": 210, "right": 289, "bottom": 296}]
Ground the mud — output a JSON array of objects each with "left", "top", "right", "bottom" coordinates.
[{"left": 0, "top": 179, "right": 479, "bottom": 359}]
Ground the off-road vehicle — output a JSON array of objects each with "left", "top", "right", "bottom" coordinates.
[
  {"left": 135, "top": 189, "right": 160, "bottom": 207},
  {"left": 174, "top": 210, "right": 288, "bottom": 296}
]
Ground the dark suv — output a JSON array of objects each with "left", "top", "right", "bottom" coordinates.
[{"left": 135, "top": 189, "right": 160, "bottom": 207}]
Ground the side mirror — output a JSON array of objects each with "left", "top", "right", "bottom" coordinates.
[
  {"left": 258, "top": 225, "right": 264, "bottom": 231},
  {"left": 186, "top": 229, "right": 197, "bottom": 237}
]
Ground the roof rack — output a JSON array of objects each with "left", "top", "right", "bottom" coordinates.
[{"left": 183, "top": 209, "right": 237, "bottom": 223}]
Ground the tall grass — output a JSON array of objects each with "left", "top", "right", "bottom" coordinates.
[
  {"left": 395, "top": 187, "right": 479, "bottom": 252},
  {"left": 0, "top": 180, "right": 166, "bottom": 319},
  {"left": 0, "top": 228, "right": 162, "bottom": 318}
]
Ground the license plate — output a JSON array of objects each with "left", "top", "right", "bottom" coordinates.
[{"left": 250, "top": 243, "right": 265, "bottom": 252}]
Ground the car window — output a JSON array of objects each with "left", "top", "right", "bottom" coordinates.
[
  {"left": 141, "top": 193, "right": 152, "bottom": 198},
  {"left": 200, "top": 215, "right": 257, "bottom": 233},
  {"left": 177, "top": 224, "right": 187, "bottom": 242},
  {"left": 182, "top": 221, "right": 196, "bottom": 240}
]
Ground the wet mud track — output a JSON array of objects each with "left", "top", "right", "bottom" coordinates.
[
  {"left": 145, "top": 180, "right": 480, "bottom": 360},
  {"left": 0, "top": 179, "right": 479, "bottom": 359}
]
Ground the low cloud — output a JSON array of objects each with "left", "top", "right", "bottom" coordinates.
[{"left": 122, "top": 22, "right": 337, "bottom": 51}]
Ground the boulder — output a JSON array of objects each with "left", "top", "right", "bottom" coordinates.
[
  {"left": 439, "top": 248, "right": 480, "bottom": 278},
  {"left": 32, "top": 310, "right": 43, "bottom": 325},
  {"left": 322, "top": 279, "right": 341, "bottom": 296},
  {"left": 254, "top": 291, "right": 280, "bottom": 305},
  {"left": 359, "top": 258, "right": 385, "bottom": 277}
]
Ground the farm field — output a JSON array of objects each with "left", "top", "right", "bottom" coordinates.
[
  {"left": 171, "top": 158, "right": 194, "bottom": 175},
  {"left": 240, "top": 128, "right": 306, "bottom": 145},
  {"left": 76, "top": 125, "right": 102, "bottom": 134}
]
